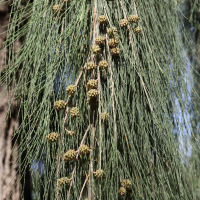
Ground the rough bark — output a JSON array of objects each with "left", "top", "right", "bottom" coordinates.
[{"left": 0, "top": 2, "right": 21, "bottom": 200}]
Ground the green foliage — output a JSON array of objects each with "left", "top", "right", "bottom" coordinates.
[{"left": 1, "top": 0, "right": 200, "bottom": 199}]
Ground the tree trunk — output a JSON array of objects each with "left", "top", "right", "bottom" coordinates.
[{"left": 0, "top": 2, "right": 20, "bottom": 199}]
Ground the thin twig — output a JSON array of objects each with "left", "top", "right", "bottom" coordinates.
[
  {"left": 78, "top": 174, "right": 90, "bottom": 200},
  {"left": 104, "top": 2, "right": 144, "bottom": 198},
  {"left": 118, "top": 0, "right": 154, "bottom": 112},
  {"left": 88, "top": 1, "right": 98, "bottom": 199},
  {"left": 56, "top": 18, "right": 65, "bottom": 200},
  {"left": 104, "top": 27, "right": 117, "bottom": 150},
  {"left": 67, "top": 126, "right": 90, "bottom": 200},
  {"left": 118, "top": 1, "right": 155, "bottom": 197}
]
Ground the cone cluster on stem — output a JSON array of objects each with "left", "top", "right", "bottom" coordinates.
[{"left": 50, "top": 7, "right": 142, "bottom": 199}]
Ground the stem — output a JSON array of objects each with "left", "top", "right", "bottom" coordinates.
[
  {"left": 104, "top": 28, "right": 117, "bottom": 152},
  {"left": 78, "top": 174, "right": 90, "bottom": 200},
  {"left": 118, "top": 0, "right": 154, "bottom": 112},
  {"left": 118, "top": 1, "right": 155, "bottom": 197},
  {"left": 103, "top": 3, "right": 144, "bottom": 198},
  {"left": 88, "top": 0, "right": 97, "bottom": 199},
  {"left": 56, "top": 19, "right": 65, "bottom": 200},
  {"left": 67, "top": 126, "right": 90, "bottom": 200},
  {"left": 97, "top": 65, "right": 102, "bottom": 199}
]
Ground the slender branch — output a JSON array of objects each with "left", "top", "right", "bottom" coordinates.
[
  {"left": 78, "top": 174, "right": 90, "bottom": 200},
  {"left": 66, "top": 5, "right": 93, "bottom": 199},
  {"left": 56, "top": 18, "right": 65, "bottom": 200},
  {"left": 117, "top": 0, "right": 154, "bottom": 112},
  {"left": 64, "top": 61, "right": 90, "bottom": 121},
  {"left": 103, "top": 4, "right": 144, "bottom": 198},
  {"left": 118, "top": 1, "right": 156, "bottom": 197},
  {"left": 88, "top": 1, "right": 98, "bottom": 199},
  {"left": 67, "top": 126, "right": 90, "bottom": 200},
  {"left": 104, "top": 30, "right": 117, "bottom": 149}
]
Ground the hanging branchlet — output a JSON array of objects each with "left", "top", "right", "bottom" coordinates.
[
  {"left": 100, "top": 112, "right": 109, "bottom": 122},
  {"left": 46, "top": 132, "right": 59, "bottom": 143},
  {"left": 6, "top": 0, "right": 197, "bottom": 199}
]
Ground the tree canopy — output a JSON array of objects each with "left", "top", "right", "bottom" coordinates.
[{"left": 1, "top": 0, "right": 200, "bottom": 199}]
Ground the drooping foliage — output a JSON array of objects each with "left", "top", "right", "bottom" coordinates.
[
  {"left": 1, "top": 0, "right": 200, "bottom": 199},
  {"left": 181, "top": 0, "right": 200, "bottom": 197}
]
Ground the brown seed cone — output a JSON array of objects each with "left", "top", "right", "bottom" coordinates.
[
  {"left": 64, "top": 149, "right": 77, "bottom": 162},
  {"left": 87, "top": 61, "right": 96, "bottom": 71},
  {"left": 110, "top": 47, "right": 120, "bottom": 56},
  {"left": 118, "top": 187, "right": 126, "bottom": 197},
  {"left": 53, "top": 4, "right": 60, "bottom": 13},
  {"left": 122, "top": 179, "right": 132, "bottom": 190},
  {"left": 87, "top": 89, "right": 99, "bottom": 99},
  {"left": 70, "top": 107, "right": 80, "bottom": 118},
  {"left": 120, "top": 19, "right": 129, "bottom": 27},
  {"left": 98, "top": 15, "right": 108, "bottom": 24},
  {"left": 87, "top": 79, "right": 98, "bottom": 89},
  {"left": 58, "top": 177, "right": 70, "bottom": 187},
  {"left": 92, "top": 45, "right": 101, "bottom": 55},
  {"left": 107, "top": 27, "right": 118, "bottom": 36},
  {"left": 95, "top": 36, "right": 105, "bottom": 45},
  {"left": 108, "top": 38, "right": 119, "bottom": 48},
  {"left": 128, "top": 15, "right": 139, "bottom": 23},
  {"left": 99, "top": 60, "right": 108, "bottom": 70},
  {"left": 79, "top": 145, "right": 90, "bottom": 155},
  {"left": 66, "top": 85, "right": 76, "bottom": 96},
  {"left": 46, "top": 132, "right": 59, "bottom": 143},
  {"left": 134, "top": 26, "right": 142, "bottom": 35},
  {"left": 54, "top": 100, "right": 66, "bottom": 110},
  {"left": 95, "top": 169, "right": 106, "bottom": 179}
]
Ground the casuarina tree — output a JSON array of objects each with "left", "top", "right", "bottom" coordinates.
[{"left": 1, "top": 0, "right": 200, "bottom": 199}]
